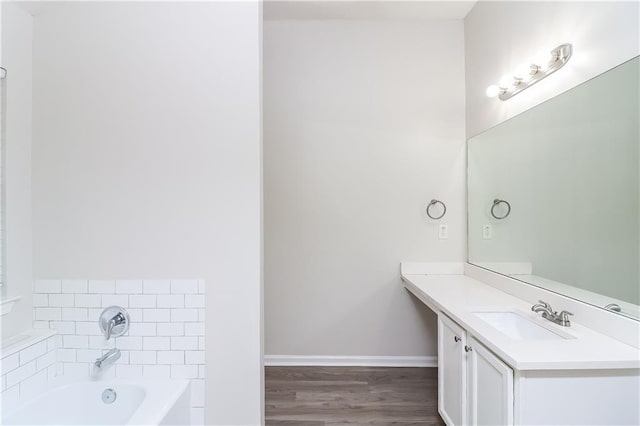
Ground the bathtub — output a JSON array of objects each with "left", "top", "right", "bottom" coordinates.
[{"left": 2, "top": 378, "right": 190, "bottom": 425}]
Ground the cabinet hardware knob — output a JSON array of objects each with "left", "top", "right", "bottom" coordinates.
[
  {"left": 464, "top": 345, "right": 472, "bottom": 352},
  {"left": 454, "top": 336, "right": 461, "bottom": 343}
]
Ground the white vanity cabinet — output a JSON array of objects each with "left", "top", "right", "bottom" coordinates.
[{"left": 438, "top": 313, "right": 513, "bottom": 426}]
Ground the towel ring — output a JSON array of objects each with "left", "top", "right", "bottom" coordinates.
[
  {"left": 426, "top": 199, "right": 446, "bottom": 220},
  {"left": 491, "top": 199, "right": 511, "bottom": 220}
]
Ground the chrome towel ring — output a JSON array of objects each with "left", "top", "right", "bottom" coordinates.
[
  {"left": 426, "top": 199, "right": 446, "bottom": 220},
  {"left": 491, "top": 199, "right": 511, "bottom": 220}
]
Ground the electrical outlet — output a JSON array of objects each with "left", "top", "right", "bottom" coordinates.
[
  {"left": 438, "top": 224, "right": 449, "bottom": 240},
  {"left": 482, "top": 224, "right": 492, "bottom": 239}
]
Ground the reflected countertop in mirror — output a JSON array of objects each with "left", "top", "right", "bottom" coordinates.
[{"left": 467, "top": 56, "right": 640, "bottom": 320}]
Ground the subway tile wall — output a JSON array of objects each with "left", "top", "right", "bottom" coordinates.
[
  {"left": 32, "top": 279, "right": 205, "bottom": 425},
  {"left": 0, "top": 334, "right": 58, "bottom": 410}
]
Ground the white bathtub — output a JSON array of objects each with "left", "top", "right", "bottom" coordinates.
[{"left": 2, "top": 378, "right": 190, "bottom": 425}]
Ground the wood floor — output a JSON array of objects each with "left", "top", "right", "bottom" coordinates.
[{"left": 265, "top": 366, "right": 445, "bottom": 425}]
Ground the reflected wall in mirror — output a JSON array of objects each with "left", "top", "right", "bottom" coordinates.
[{"left": 468, "top": 57, "right": 639, "bottom": 320}]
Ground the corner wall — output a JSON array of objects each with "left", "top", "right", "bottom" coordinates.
[
  {"left": 0, "top": 2, "right": 34, "bottom": 340},
  {"left": 465, "top": 1, "right": 640, "bottom": 137},
  {"left": 30, "top": 3, "right": 262, "bottom": 424}
]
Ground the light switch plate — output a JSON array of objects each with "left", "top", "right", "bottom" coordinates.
[
  {"left": 482, "top": 224, "right": 492, "bottom": 239},
  {"left": 438, "top": 224, "right": 449, "bottom": 240}
]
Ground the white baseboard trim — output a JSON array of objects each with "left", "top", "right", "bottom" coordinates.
[{"left": 264, "top": 355, "right": 437, "bottom": 367}]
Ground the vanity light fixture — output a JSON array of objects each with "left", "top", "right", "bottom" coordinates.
[{"left": 486, "top": 43, "right": 573, "bottom": 101}]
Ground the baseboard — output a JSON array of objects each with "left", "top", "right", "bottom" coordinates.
[{"left": 264, "top": 355, "right": 437, "bottom": 367}]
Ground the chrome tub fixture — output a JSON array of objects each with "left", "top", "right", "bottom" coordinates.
[{"left": 99, "top": 306, "right": 130, "bottom": 340}]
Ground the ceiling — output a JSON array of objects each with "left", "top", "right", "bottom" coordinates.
[{"left": 264, "top": 0, "right": 478, "bottom": 21}]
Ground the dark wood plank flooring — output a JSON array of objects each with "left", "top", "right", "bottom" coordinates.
[{"left": 265, "top": 366, "right": 445, "bottom": 425}]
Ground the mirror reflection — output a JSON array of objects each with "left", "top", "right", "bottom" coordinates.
[{"left": 468, "top": 57, "right": 639, "bottom": 320}]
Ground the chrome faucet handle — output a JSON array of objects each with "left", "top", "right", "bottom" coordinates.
[
  {"left": 537, "top": 300, "right": 552, "bottom": 309},
  {"left": 557, "top": 310, "right": 573, "bottom": 326},
  {"left": 531, "top": 300, "right": 552, "bottom": 312},
  {"left": 99, "top": 306, "right": 130, "bottom": 340}
]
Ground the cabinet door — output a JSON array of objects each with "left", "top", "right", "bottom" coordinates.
[
  {"left": 438, "top": 314, "right": 467, "bottom": 426},
  {"left": 467, "top": 336, "right": 514, "bottom": 425}
]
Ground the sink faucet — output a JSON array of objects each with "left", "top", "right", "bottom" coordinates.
[
  {"left": 531, "top": 300, "right": 573, "bottom": 327},
  {"left": 95, "top": 348, "right": 121, "bottom": 369}
]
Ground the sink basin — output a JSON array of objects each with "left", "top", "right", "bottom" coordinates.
[{"left": 474, "top": 311, "right": 571, "bottom": 340}]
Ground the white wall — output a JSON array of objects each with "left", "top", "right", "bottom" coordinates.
[
  {"left": 0, "top": 3, "right": 33, "bottom": 340},
  {"left": 264, "top": 20, "right": 465, "bottom": 358},
  {"left": 465, "top": 1, "right": 640, "bottom": 137},
  {"left": 30, "top": 3, "right": 262, "bottom": 424}
]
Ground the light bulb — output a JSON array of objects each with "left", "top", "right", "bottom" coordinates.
[
  {"left": 498, "top": 75, "right": 513, "bottom": 88},
  {"left": 485, "top": 85, "right": 501, "bottom": 98},
  {"left": 514, "top": 63, "right": 534, "bottom": 80}
]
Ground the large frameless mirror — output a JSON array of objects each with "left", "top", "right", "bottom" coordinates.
[{"left": 468, "top": 57, "right": 639, "bottom": 320}]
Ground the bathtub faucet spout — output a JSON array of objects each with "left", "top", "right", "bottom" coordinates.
[{"left": 95, "top": 348, "right": 121, "bottom": 369}]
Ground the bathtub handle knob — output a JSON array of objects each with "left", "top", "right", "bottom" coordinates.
[{"left": 98, "top": 306, "right": 130, "bottom": 340}]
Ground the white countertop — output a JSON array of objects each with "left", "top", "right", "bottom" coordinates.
[{"left": 402, "top": 272, "right": 640, "bottom": 370}]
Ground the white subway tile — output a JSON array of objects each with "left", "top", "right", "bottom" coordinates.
[
  {"left": 19, "top": 341, "right": 47, "bottom": 366},
  {"left": 157, "top": 295, "right": 184, "bottom": 308},
  {"left": 116, "top": 364, "right": 143, "bottom": 379},
  {"left": 198, "top": 309, "right": 205, "bottom": 322},
  {"left": 185, "top": 351, "right": 205, "bottom": 365},
  {"left": 61, "top": 280, "right": 88, "bottom": 293},
  {"left": 143, "top": 309, "right": 170, "bottom": 322},
  {"left": 63, "top": 363, "right": 89, "bottom": 379},
  {"left": 171, "top": 309, "right": 198, "bottom": 322},
  {"left": 184, "top": 295, "right": 204, "bottom": 308},
  {"left": 63, "top": 335, "right": 89, "bottom": 349},
  {"left": 127, "top": 308, "right": 143, "bottom": 322},
  {"left": 76, "top": 349, "right": 102, "bottom": 363},
  {"left": 143, "top": 280, "right": 170, "bottom": 294},
  {"left": 157, "top": 351, "right": 184, "bottom": 365},
  {"left": 129, "top": 295, "right": 156, "bottom": 308},
  {"left": 118, "top": 351, "right": 130, "bottom": 364},
  {"left": 95, "top": 366, "right": 116, "bottom": 379},
  {"left": 47, "top": 364, "right": 58, "bottom": 381},
  {"left": 197, "top": 280, "right": 205, "bottom": 295},
  {"left": 76, "top": 294, "right": 102, "bottom": 308},
  {"left": 46, "top": 336, "right": 58, "bottom": 352},
  {"left": 33, "top": 294, "right": 49, "bottom": 307},
  {"left": 129, "top": 351, "right": 156, "bottom": 365},
  {"left": 62, "top": 307, "right": 88, "bottom": 321},
  {"left": 89, "top": 336, "right": 115, "bottom": 350},
  {"left": 36, "top": 351, "right": 56, "bottom": 371},
  {"left": 143, "top": 337, "right": 170, "bottom": 351},
  {"left": 57, "top": 349, "right": 77, "bottom": 362},
  {"left": 88, "top": 308, "right": 104, "bottom": 320},
  {"left": 157, "top": 323, "right": 184, "bottom": 336},
  {"left": 170, "top": 280, "right": 199, "bottom": 294},
  {"left": 128, "top": 323, "right": 156, "bottom": 337},
  {"left": 198, "top": 337, "right": 205, "bottom": 351},
  {"left": 171, "top": 337, "right": 198, "bottom": 351},
  {"left": 49, "top": 321, "right": 76, "bottom": 335},
  {"left": 35, "top": 307, "right": 62, "bottom": 321},
  {"left": 116, "top": 336, "right": 143, "bottom": 350},
  {"left": 19, "top": 369, "right": 48, "bottom": 401},
  {"left": 6, "top": 361, "right": 36, "bottom": 387},
  {"left": 2, "top": 384, "right": 20, "bottom": 409},
  {"left": 1, "top": 353, "right": 20, "bottom": 374},
  {"left": 88, "top": 280, "right": 115, "bottom": 294},
  {"left": 33, "top": 321, "right": 50, "bottom": 329},
  {"left": 102, "top": 295, "right": 128, "bottom": 307},
  {"left": 115, "top": 280, "right": 143, "bottom": 294},
  {"left": 34, "top": 280, "right": 61, "bottom": 293},
  {"left": 184, "top": 323, "right": 204, "bottom": 336},
  {"left": 75, "top": 321, "right": 101, "bottom": 336},
  {"left": 191, "top": 379, "right": 205, "bottom": 406},
  {"left": 170, "top": 364, "right": 198, "bottom": 379},
  {"left": 191, "top": 407, "right": 204, "bottom": 426},
  {"left": 198, "top": 365, "right": 205, "bottom": 378},
  {"left": 143, "top": 365, "right": 170, "bottom": 379},
  {"left": 54, "top": 335, "right": 63, "bottom": 348},
  {"left": 48, "top": 294, "right": 75, "bottom": 307},
  {"left": 1, "top": 375, "right": 5, "bottom": 391}
]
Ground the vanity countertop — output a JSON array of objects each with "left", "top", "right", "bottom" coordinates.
[{"left": 402, "top": 272, "right": 640, "bottom": 370}]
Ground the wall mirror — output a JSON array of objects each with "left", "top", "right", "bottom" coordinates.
[{"left": 468, "top": 56, "right": 639, "bottom": 320}]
